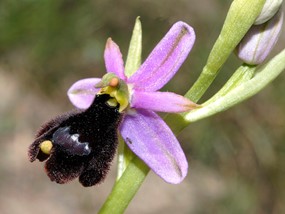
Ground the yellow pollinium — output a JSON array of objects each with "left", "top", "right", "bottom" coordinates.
[
  {"left": 39, "top": 140, "right": 53, "bottom": 155},
  {"left": 96, "top": 73, "right": 130, "bottom": 112}
]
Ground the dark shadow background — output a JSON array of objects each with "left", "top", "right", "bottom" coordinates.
[{"left": 0, "top": 0, "right": 285, "bottom": 213}]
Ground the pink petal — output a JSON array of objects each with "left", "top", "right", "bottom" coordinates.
[
  {"left": 120, "top": 109, "right": 188, "bottom": 184},
  {"left": 67, "top": 78, "right": 100, "bottom": 109},
  {"left": 104, "top": 38, "right": 127, "bottom": 80},
  {"left": 128, "top": 21, "right": 195, "bottom": 91},
  {"left": 131, "top": 91, "right": 198, "bottom": 113}
]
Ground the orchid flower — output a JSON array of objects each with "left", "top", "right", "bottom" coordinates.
[{"left": 68, "top": 21, "right": 196, "bottom": 184}]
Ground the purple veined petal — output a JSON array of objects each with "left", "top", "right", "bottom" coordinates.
[
  {"left": 131, "top": 91, "right": 199, "bottom": 113},
  {"left": 128, "top": 21, "right": 195, "bottom": 91},
  {"left": 104, "top": 38, "right": 127, "bottom": 80},
  {"left": 120, "top": 109, "right": 188, "bottom": 184},
  {"left": 67, "top": 78, "right": 100, "bottom": 109}
]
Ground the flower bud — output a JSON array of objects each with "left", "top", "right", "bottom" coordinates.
[
  {"left": 255, "top": 0, "right": 283, "bottom": 25},
  {"left": 236, "top": 10, "right": 283, "bottom": 65}
]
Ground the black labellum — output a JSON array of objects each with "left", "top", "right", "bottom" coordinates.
[{"left": 28, "top": 94, "right": 123, "bottom": 187}]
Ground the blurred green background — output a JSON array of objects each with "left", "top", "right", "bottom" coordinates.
[{"left": 0, "top": 0, "right": 284, "bottom": 213}]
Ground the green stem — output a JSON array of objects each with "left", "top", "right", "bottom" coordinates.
[{"left": 98, "top": 156, "right": 149, "bottom": 214}]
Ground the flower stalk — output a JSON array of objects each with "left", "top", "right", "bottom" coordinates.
[{"left": 99, "top": 156, "right": 149, "bottom": 214}]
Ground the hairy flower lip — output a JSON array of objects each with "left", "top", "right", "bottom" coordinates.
[
  {"left": 68, "top": 21, "right": 196, "bottom": 184},
  {"left": 28, "top": 94, "right": 123, "bottom": 187}
]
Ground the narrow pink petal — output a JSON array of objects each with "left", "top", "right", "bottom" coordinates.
[
  {"left": 128, "top": 21, "right": 195, "bottom": 91},
  {"left": 67, "top": 78, "right": 101, "bottom": 109},
  {"left": 104, "top": 38, "right": 127, "bottom": 80},
  {"left": 120, "top": 109, "right": 188, "bottom": 184},
  {"left": 131, "top": 91, "right": 198, "bottom": 113}
]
